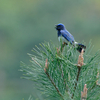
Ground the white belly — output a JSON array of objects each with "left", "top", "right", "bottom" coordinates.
[{"left": 58, "top": 36, "right": 69, "bottom": 44}]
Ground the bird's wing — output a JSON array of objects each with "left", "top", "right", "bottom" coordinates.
[{"left": 61, "top": 30, "right": 75, "bottom": 44}]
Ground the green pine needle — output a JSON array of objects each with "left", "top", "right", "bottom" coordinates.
[{"left": 20, "top": 41, "right": 100, "bottom": 100}]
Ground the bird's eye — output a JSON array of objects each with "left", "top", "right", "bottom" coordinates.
[{"left": 58, "top": 25, "right": 61, "bottom": 28}]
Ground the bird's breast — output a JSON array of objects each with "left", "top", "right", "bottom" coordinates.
[{"left": 58, "top": 36, "right": 69, "bottom": 44}]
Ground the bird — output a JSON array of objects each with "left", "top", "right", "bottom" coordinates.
[{"left": 55, "top": 23, "right": 86, "bottom": 53}]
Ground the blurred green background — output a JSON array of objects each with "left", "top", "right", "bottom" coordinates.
[{"left": 0, "top": 0, "right": 100, "bottom": 100}]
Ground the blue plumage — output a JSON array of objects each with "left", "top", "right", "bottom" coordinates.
[
  {"left": 61, "top": 30, "right": 74, "bottom": 44},
  {"left": 55, "top": 23, "right": 86, "bottom": 53}
]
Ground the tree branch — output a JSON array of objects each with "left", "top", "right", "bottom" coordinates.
[
  {"left": 72, "top": 66, "right": 81, "bottom": 99},
  {"left": 72, "top": 49, "right": 84, "bottom": 98},
  {"left": 44, "top": 59, "right": 64, "bottom": 100}
]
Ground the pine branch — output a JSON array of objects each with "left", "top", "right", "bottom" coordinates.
[
  {"left": 71, "top": 66, "right": 81, "bottom": 99},
  {"left": 72, "top": 49, "right": 84, "bottom": 99},
  {"left": 44, "top": 59, "right": 64, "bottom": 100},
  {"left": 20, "top": 41, "right": 100, "bottom": 100}
]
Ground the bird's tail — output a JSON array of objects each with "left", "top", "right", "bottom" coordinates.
[{"left": 76, "top": 43, "right": 86, "bottom": 53}]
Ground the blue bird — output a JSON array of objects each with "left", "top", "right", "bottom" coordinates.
[{"left": 55, "top": 23, "right": 86, "bottom": 53}]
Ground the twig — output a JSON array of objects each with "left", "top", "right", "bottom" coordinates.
[
  {"left": 81, "top": 84, "right": 87, "bottom": 100},
  {"left": 72, "top": 66, "right": 81, "bottom": 99},
  {"left": 44, "top": 59, "right": 48, "bottom": 72},
  {"left": 44, "top": 59, "right": 64, "bottom": 100},
  {"left": 89, "top": 72, "right": 100, "bottom": 92},
  {"left": 77, "top": 49, "right": 84, "bottom": 67},
  {"left": 60, "top": 42, "right": 67, "bottom": 52},
  {"left": 72, "top": 49, "right": 84, "bottom": 98},
  {"left": 45, "top": 72, "right": 64, "bottom": 99}
]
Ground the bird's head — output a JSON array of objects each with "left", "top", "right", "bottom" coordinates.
[{"left": 55, "top": 23, "right": 65, "bottom": 30}]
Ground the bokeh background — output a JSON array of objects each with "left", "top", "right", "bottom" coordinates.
[{"left": 0, "top": 0, "right": 100, "bottom": 100}]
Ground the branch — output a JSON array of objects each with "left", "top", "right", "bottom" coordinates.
[
  {"left": 88, "top": 72, "right": 100, "bottom": 92},
  {"left": 72, "top": 66, "right": 81, "bottom": 99},
  {"left": 44, "top": 59, "right": 64, "bottom": 100},
  {"left": 77, "top": 49, "right": 84, "bottom": 67},
  {"left": 72, "top": 49, "right": 84, "bottom": 98}
]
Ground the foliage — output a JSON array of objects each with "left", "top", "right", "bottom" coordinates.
[{"left": 20, "top": 42, "right": 100, "bottom": 100}]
